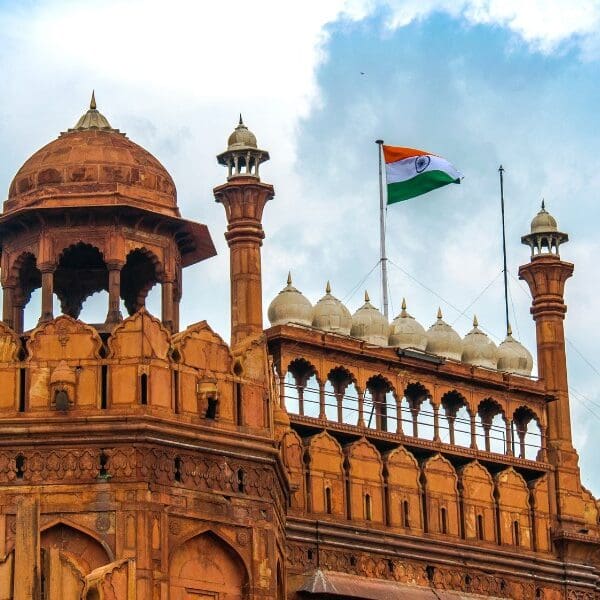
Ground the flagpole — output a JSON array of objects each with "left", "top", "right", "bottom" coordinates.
[
  {"left": 376, "top": 139, "right": 389, "bottom": 318},
  {"left": 498, "top": 165, "right": 509, "bottom": 335}
]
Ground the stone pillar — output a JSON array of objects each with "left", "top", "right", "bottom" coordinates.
[
  {"left": 14, "top": 496, "right": 40, "bottom": 600},
  {"left": 470, "top": 412, "right": 477, "bottom": 449},
  {"left": 483, "top": 422, "right": 492, "bottom": 452},
  {"left": 38, "top": 264, "right": 55, "bottom": 324},
  {"left": 106, "top": 260, "right": 124, "bottom": 324},
  {"left": 394, "top": 394, "right": 403, "bottom": 435},
  {"left": 433, "top": 404, "right": 441, "bottom": 442},
  {"left": 357, "top": 387, "right": 365, "bottom": 427},
  {"left": 506, "top": 419, "right": 513, "bottom": 456},
  {"left": 214, "top": 177, "right": 274, "bottom": 348},
  {"left": 2, "top": 285, "right": 14, "bottom": 330},
  {"left": 13, "top": 298, "right": 24, "bottom": 334},
  {"left": 161, "top": 280, "right": 174, "bottom": 332},
  {"left": 318, "top": 381, "right": 326, "bottom": 419}
]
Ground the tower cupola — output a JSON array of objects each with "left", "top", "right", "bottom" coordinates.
[
  {"left": 217, "top": 115, "right": 270, "bottom": 179},
  {"left": 521, "top": 200, "right": 568, "bottom": 257}
]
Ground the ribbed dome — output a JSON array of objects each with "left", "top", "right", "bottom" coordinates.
[
  {"left": 497, "top": 326, "right": 534, "bottom": 376},
  {"left": 350, "top": 291, "right": 388, "bottom": 345},
  {"left": 7, "top": 94, "right": 177, "bottom": 217},
  {"left": 425, "top": 308, "right": 463, "bottom": 360},
  {"left": 531, "top": 200, "right": 557, "bottom": 234},
  {"left": 227, "top": 115, "right": 257, "bottom": 150},
  {"left": 461, "top": 315, "right": 499, "bottom": 369},
  {"left": 312, "top": 281, "right": 352, "bottom": 335},
  {"left": 389, "top": 298, "right": 427, "bottom": 350},
  {"left": 267, "top": 272, "right": 313, "bottom": 327}
]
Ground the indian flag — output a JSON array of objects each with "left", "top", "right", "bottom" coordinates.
[{"left": 383, "top": 145, "right": 462, "bottom": 205}]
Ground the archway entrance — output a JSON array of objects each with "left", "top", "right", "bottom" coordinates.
[
  {"left": 40, "top": 523, "right": 110, "bottom": 599},
  {"left": 169, "top": 531, "right": 248, "bottom": 600}
]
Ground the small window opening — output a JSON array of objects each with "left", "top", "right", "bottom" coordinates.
[
  {"left": 15, "top": 454, "right": 25, "bottom": 479},
  {"left": 350, "top": 556, "right": 357, "bottom": 567},
  {"left": 403, "top": 500, "right": 410, "bottom": 528},
  {"left": 140, "top": 373, "right": 148, "bottom": 405},
  {"left": 235, "top": 382, "right": 243, "bottom": 426},
  {"left": 477, "top": 514, "right": 484, "bottom": 540},
  {"left": 237, "top": 468, "right": 245, "bottom": 493},
  {"left": 100, "top": 365, "right": 108, "bottom": 409},
  {"left": 465, "top": 574, "right": 472, "bottom": 586},
  {"left": 18, "top": 368, "right": 26, "bottom": 412},
  {"left": 387, "top": 559, "right": 394, "bottom": 573},
  {"left": 513, "top": 520, "right": 520, "bottom": 546},
  {"left": 54, "top": 389, "right": 69, "bottom": 411},
  {"left": 99, "top": 451, "right": 109, "bottom": 479},
  {"left": 307, "top": 549, "right": 314, "bottom": 561},
  {"left": 440, "top": 507, "right": 448, "bottom": 534},
  {"left": 174, "top": 456, "right": 182, "bottom": 482},
  {"left": 325, "top": 487, "right": 332, "bottom": 514},
  {"left": 535, "top": 587, "right": 543, "bottom": 598},
  {"left": 365, "top": 493, "right": 372, "bottom": 521},
  {"left": 205, "top": 396, "right": 218, "bottom": 420},
  {"left": 425, "top": 565, "right": 435, "bottom": 582}
]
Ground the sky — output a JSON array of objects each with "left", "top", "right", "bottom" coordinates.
[{"left": 1, "top": 0, "right": 600, "bottom": 491}]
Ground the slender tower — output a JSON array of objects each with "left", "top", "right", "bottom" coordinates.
[
  {"left": 519, "top": 202, "right": 585, "bottom": 528},
  {"left": 214, "top": 117, "right": 274, "bottom": 347}
]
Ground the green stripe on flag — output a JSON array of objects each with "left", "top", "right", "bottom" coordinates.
[{"left": 387, "top": 170, "right": 460, "bottom": 204}]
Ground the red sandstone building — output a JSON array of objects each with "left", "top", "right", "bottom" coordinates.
[{"left": 0, "top": 97, "right": 598, "bottom": 599}]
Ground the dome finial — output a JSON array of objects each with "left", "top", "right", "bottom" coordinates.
[
  {"left": 326, "top": 281, "right": 331, "bottom": 294},
  {"left": 287, "top": 271, "right": 292, "bottom": 285},
  {"left": 401, "top": 297, "right": 407, "bottom": 311},
  {"left": 437, "top": 307, "right": 443, "bottom": 320},
  {"left": 473, "top": 314, "right": 479, "bottom": 327},
  {"left": 239, "top": 113, "right": 243, "bottom": 126},
  {"left": 541, "top": 198, "right": 545, "bottom": 211},
  {"left": 507, "top": 322, "right": 512, "bottom": 336},
  {"left": 364, "top": 290, "right": 370, "bottom": 302},
  {"left": 90, "top": 90, "right": 97, "bottom": 110}
]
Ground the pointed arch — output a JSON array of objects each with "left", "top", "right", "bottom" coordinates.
[{"left": 169, "top": 529, "right": 249, "bottom": 600}]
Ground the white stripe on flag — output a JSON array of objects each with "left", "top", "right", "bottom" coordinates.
[{"left": 385, "top": 155, "right": 462, "bottom": 184}]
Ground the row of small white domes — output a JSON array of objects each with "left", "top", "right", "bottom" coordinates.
[{"left": 267, "top": 274, "right": 533, "bottom": 376}]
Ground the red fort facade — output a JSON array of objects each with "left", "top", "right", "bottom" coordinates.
[{"left": 0, "top": 99, "right": 598, "bottom": 599}]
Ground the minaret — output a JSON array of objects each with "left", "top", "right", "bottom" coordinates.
[
  {"left": 519, "top": 202, "right": 585, "bottom": 527},
  {"left": 214, "top": 116, "right": 274, "bottom": 347}
]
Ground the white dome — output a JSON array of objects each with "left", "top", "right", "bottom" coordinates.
[
  {"left": 312, "top": 281, "right": 352, "bottom": 335},
  {"left": 461, "top": 315, "right": 499, "bottom": 369},
  {"left": 267, "top": 272, "right": 313, "bottom": 327},
  {"left": 389, "top": 298, "right": 427, "bottom": 350},
  {"left": 497, "top": 326, "right": 534, "bottom": 376},
  {"left": 426, "top": 308, "right": 463, "bottom": 361},
  {"left": 350, "top": 291, "right": 388, "bottom": 345}
]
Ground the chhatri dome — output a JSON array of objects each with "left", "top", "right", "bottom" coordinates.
[
  {"left": 312, "top": 281, "right": 352, "bottom": 335},
  {"left": 425, "top": 308, "right": 463, "bottom": 361},
  {"left": 350, "top": 291, "right": 388, "bottom": 345},
  {"left": 267, "top": 272, "right": 313, "bottom": 327},
  {"left": 388, "top": 298, "right": 427, "bottom": 350},
  {"left": 461, "top": 315, "right": 499, "bottom": 369},
  {"left": 497, "top": 325, "right": 534, "bottom": 376},
  {"left": 227, "top": 114, "right": 258, "bottom": 150},
  {"left": 530, "top": 200, "right": 557, "bottom": 234},
  {"left": 7, "top": 92, "right": 180, "bottom": 219}
]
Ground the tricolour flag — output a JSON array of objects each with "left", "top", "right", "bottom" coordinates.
[{"left": 383, "top": 145, "right": 462, "bottom": 204}]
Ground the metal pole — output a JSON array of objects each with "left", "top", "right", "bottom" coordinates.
[
  {"left": 499, "top": 165, "right": 510, "bottom": 335},
  {"left": 376, "top": 140, "right": 389, "bottom": 318}
]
